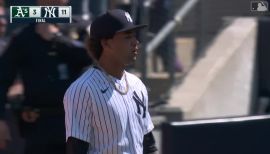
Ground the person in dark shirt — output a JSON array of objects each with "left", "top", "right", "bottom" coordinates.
[
  {"left": 149, "top": 0, "right": 182, "bottom": 72},
  {"left": 0, "top": 22, "right": 91, "bottom": 154},
  {"left": 0, "top": 0, "right": 92, "bottom": 152}
]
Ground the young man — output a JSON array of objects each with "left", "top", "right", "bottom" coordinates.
[{"left": 64, "top": 9, "right": 158, "bottom": 154}]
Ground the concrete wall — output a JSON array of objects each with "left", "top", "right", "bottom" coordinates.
[{"left": 168, "top": 18, "right": 257, "bottom": 120}]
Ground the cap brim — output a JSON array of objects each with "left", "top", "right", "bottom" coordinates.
[{"left": 117, "top": 24, "right": 148, "bottom": 33}]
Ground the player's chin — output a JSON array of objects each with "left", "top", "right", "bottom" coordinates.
[
  {"left": 131, "top": 57, "right": 137, "bottom": 63},
  {"left": 125, "top": 57, "right": 137, "bottom": 66},
  {"left": 131, "top": 54, "right": 138, "bottom": 61},
  {"left": 131, "top": 57, "right": 137, "bottom": 62}
]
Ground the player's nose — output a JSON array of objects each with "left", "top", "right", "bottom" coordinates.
[{"left": 132, "top": 37, "right": 139, "bottom": 47}]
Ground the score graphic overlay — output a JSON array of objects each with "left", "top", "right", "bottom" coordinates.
[
  {"left": 10, "top": 6, "right": 72, "bottom": 23},
  {"left": 250, "top": 1, "right": 269, "bottom": 12}
]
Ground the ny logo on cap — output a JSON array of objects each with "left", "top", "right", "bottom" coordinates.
[{"left": 124, "top": 12, "right": 133, "bottom": 23}]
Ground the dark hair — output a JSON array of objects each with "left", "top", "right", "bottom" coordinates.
[
  {"left": 86, "top": 37, "right": 103, "bottom": 60},
  {"left": 86, "top": 33, "right": 115, "bottom": 60}
]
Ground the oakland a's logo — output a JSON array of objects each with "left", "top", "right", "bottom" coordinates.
[
  {"left": 14, "top": 7, "right": 28, "bottom": 17},
  {"left": 132, "top": 91, "right": 146, "bottom": 118}
]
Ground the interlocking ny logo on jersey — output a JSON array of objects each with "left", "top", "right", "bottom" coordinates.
[
  {"left": 132, "top": 91, "right": 146, "bottom": 118},
  {"left": 125, "top": 12, "right": 133, "bottom": 23}
]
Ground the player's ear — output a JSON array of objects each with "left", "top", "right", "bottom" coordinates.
[
  {"left": 101, "top": 39, "right": 112, "bottom": 49},
  {"left": 85, "top": 37, "right": 90, "bottom": 51}
]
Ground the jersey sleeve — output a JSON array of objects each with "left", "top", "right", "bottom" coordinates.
[
  {"left": 63, "top": 81, "right": 92, "bottom": 143},
  {"left": 141, "top": 83, "right": 154, "bottom": 135}
]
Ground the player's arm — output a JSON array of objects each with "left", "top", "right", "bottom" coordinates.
[
  {"left": 143, "top": 131, "right": 158, "bottom": 154},
  {"left": 66, "top": 137, "right": 89, "bottom": 154},
  {"left": 64, "top": 82, "right": 92, "bottom": 154}
]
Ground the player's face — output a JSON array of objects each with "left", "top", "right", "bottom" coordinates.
[
  {"left": 0, "top": 7, "right": 6, "bottom": 37},
  {"left": 109, "top": 31, "right": 139, "bottom": 66}
]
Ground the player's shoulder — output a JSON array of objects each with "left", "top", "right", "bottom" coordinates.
[
  {"left": 125, "top": 71, "right": 140, "bottom": 81},
  {"left": 67, "top": 67, "right": 96, "bottom": 91}
]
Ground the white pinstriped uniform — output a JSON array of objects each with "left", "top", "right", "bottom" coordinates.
[{"left": 63, "top": 66, "right": 154, "bottom": 154}]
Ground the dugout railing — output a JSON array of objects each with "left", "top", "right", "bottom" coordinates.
[{"left": 162, "top": 115, "right": 270, "bottom": 154}]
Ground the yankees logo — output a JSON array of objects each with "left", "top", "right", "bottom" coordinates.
[
  {"left": 125, "top": 12, "right": 133, "bottom": 23},
  {"left": 132, "top": 91, "right": 146, "bottom": 118}
]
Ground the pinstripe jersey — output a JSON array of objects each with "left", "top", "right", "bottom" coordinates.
[{"left": 63, "top": 66, "right": 154, "bottom": 154}]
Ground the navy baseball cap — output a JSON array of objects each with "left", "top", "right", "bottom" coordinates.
[{"left": 90, "top": 9, "right": 147, "bottom": 40}]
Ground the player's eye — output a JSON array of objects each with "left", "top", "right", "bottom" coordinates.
[{"left": 125, "top": 33, "right": 136, "bottom": 39}]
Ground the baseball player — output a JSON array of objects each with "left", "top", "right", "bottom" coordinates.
[{"left": 64, "top": 9, "right": 157, "bottom": 154}]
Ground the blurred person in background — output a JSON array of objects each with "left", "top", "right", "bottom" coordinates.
[
  {"left": 112, "top": 0, "right": 133, "bottom": 12},
  {"left": 149, "top": 0, "right": 182, "bottom": 72},
  {"left": 0, "top": 0, "right": 92, "bottom": 154},
  {"left": 60, "top": 15, "right": 92, "bottom": 42},
  {"left": 0, "top": 0, "right": 7, "bottom": 57},
  {"left": 0, "top": 1, "right": 12, "bottom": 154},
  {"left": 89, "top": 0, "right": 108, "bottom": 18}
]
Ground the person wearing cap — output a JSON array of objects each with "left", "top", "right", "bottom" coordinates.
[
  {"left": 64, "top": 9, "right": 158, "bottom": 154},
  {"left": 0, "top": 0, "right": 92, "bottom": 153}
]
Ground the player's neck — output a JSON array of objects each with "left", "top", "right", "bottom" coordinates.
[{"left": 98, "top": 57, "right": 124, "bottom": 79}]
